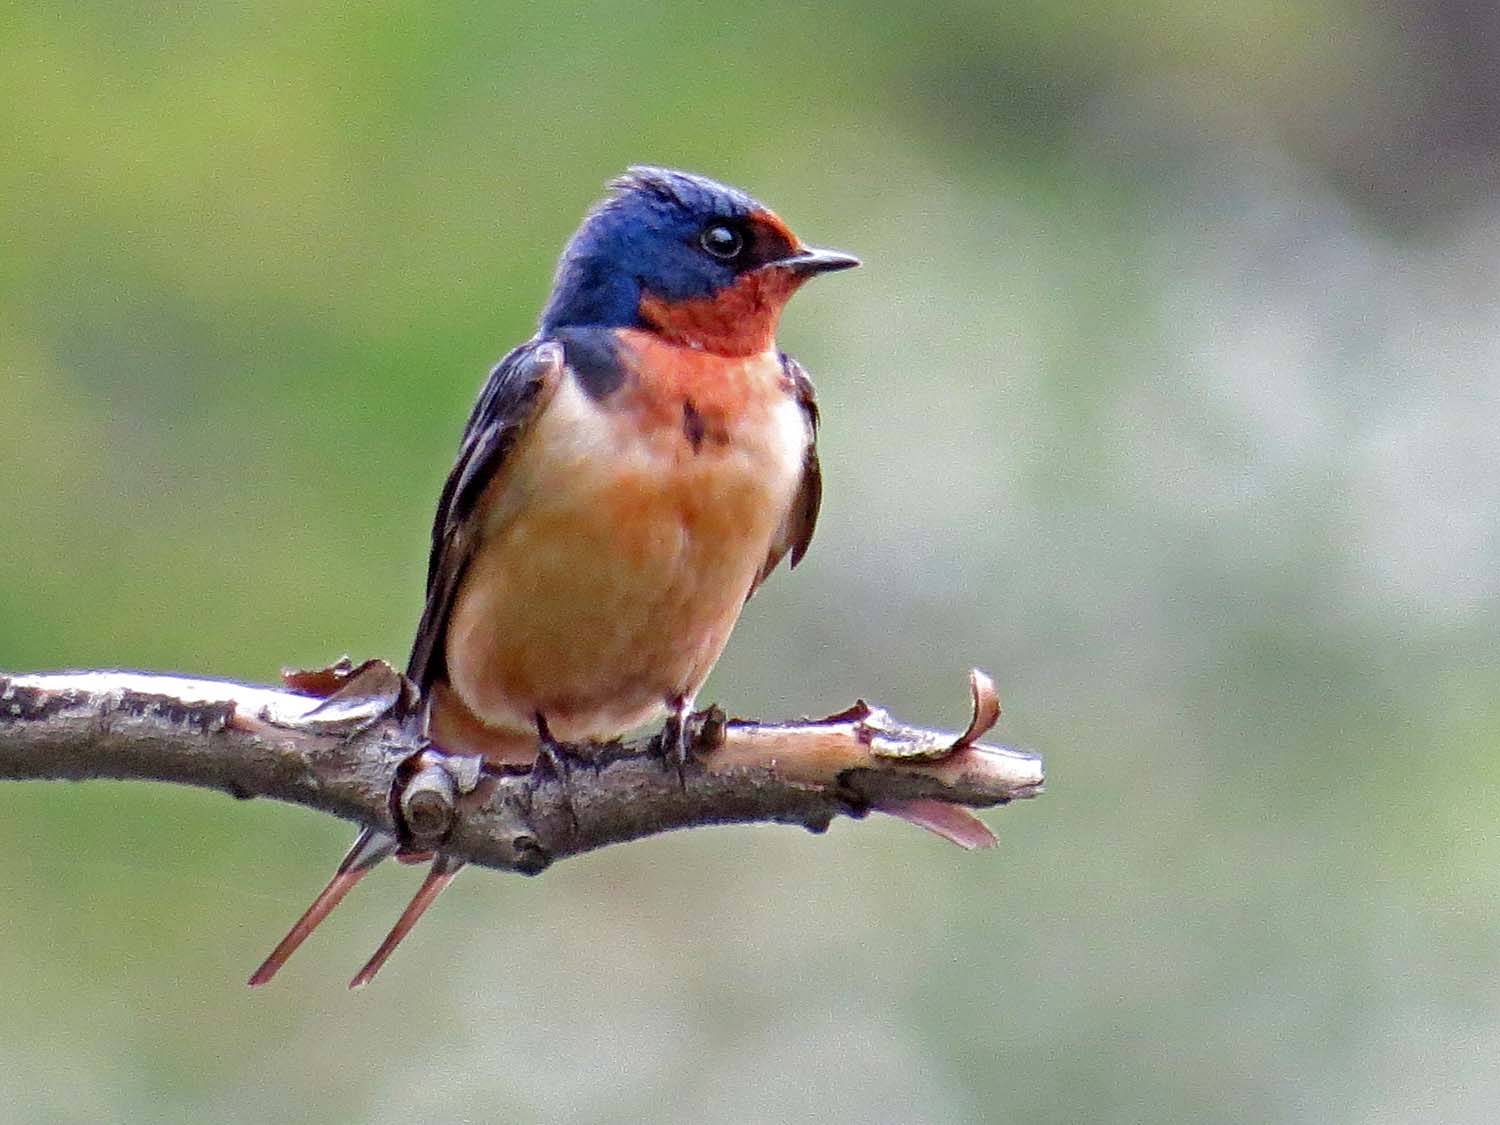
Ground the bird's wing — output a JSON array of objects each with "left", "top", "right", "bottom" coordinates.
[
  {"left": 406, "top": 339, "right": 562, "bottom": 691},
  {"left": 751, "top": 354, "right": 822, "bottom": 595}
]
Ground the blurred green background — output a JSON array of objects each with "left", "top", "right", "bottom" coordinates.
[{"left": 4, "top": 1, "right": 1499, "bottom": 1121}]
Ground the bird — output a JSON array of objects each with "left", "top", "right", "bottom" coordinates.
[{"left": 248, "top": 166, "right": 859, "bottom": 987}]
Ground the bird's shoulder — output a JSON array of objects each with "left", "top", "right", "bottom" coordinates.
[
  {"left": 407, "top": 327, "right": 649, "bottom": 688},
  {"left": 406, "top": 337, "right": 563, "bottom": 687}
]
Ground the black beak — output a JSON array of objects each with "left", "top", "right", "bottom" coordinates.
[{"left": 772, "top": 246, "right": 861, "bottom": 277}]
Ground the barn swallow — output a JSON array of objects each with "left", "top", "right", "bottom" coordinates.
[{"left": 249, "top": 167, "right": 857, "bottom": 987}]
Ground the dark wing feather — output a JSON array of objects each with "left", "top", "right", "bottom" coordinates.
[
  {"left": 406, "top": 339, "right": 559, "bottom": 690},
  {"left": 751, "top": 354, "right": 822, "bottom": 595}
]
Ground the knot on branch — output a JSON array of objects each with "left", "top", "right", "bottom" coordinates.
[{"left": 385, "top": 747, "right": 486, "bottom": 851}]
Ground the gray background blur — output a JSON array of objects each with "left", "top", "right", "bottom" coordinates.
[{"left": 4, "top": 1, "right": 1499, "bottom": 1121}]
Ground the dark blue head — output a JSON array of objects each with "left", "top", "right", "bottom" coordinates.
[{"left": 539, "top": 167, "right": 857, "bottom": 345}]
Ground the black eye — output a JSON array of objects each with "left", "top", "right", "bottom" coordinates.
[{"left": 700, "top": 223, "right": 744, "bottom": 260}]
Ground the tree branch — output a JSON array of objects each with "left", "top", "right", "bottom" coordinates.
[{"left": 0, "top": 662, "right": 1044, "bottom": 871}]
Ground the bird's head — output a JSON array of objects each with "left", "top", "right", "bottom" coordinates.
[{"left": 539, "top": 166, "right": 858, "bottom": 356}]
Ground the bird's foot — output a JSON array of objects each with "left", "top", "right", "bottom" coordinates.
[
  {"left": 531, "top": 712, "right": 581, "bottom": 833},
  {"left": 660, "top": 694, "right": 696, "bottom": 789},
  {"left": 531, "top": 712, "right": 575, "bottom": 780}
]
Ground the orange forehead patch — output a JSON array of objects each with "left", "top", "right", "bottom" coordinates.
[{"left": 752, "top": 208, "right": 797, "bottom": 253}]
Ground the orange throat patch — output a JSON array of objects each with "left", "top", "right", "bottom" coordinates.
[{"left": 637, "top": 268, "right": 803, "bottom": 358}]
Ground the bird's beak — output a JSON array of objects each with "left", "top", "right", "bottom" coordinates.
[{"left": 770, "top": 246, "right": 861, "bottom": 277}]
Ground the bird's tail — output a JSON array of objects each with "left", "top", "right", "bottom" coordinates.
[
  {"left": 347, "top": 852, "right": 464, "bottom": 988},
  {"left": 247, "top": 828, "right": 398, "bottom": 986}
]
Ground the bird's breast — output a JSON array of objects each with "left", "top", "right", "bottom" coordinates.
[
  {"left": 489, "top": 334, "right": 806, "bottom": 542},
  {"left": 445, "top": 335, "right": 808, "bottom": 742}
]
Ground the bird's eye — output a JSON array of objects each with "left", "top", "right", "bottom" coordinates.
[{"left": 700, "top": 223, "right": 744, "bottom": 260}]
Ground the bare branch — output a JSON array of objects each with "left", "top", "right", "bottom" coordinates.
[{"left": 0, "top": 663, "right": 1044, "bottom": 872}]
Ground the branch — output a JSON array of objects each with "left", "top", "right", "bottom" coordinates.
[{"left": 0, "top": 662, "right": 1044, "bottom": 871}]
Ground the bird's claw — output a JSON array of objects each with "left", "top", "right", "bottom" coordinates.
[
  {"left": 531, "top": 713, "right": 581, "bottom": 833},
  {"left": 660, "top": 696, "right": 696, "bottom": 789}
]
